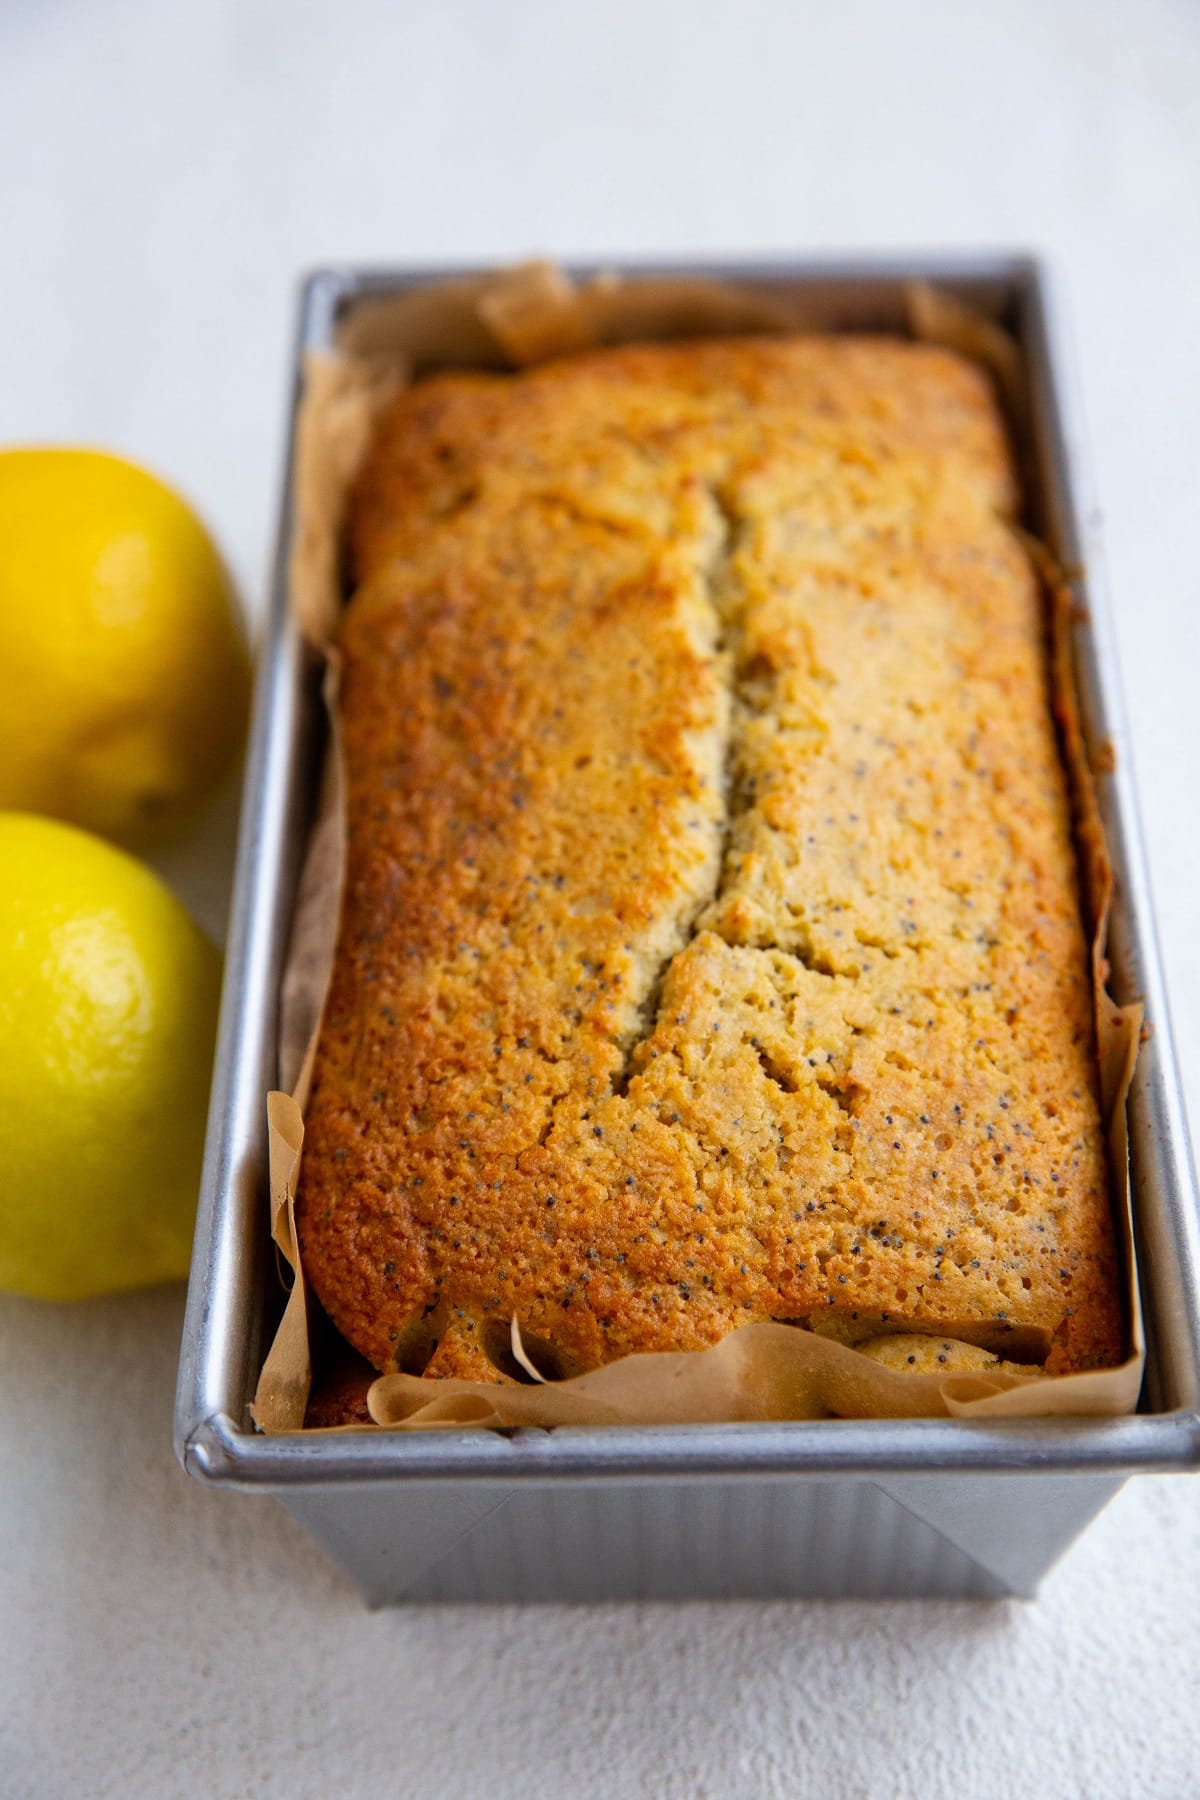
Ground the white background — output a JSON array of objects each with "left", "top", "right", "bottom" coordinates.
[{"left": 2, "top": 2, "right": 1199, "bottom": 1795}]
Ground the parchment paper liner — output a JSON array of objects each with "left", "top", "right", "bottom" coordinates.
[{"left": 253, "top": 264, "right": 1143, "bottom": 1433}]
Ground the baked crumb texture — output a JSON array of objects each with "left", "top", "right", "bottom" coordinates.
[{"left": 296, "top": 335, "right": 1120, "bottom": 1384}]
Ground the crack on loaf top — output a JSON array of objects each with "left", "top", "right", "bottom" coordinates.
[{"left": 608, "top": 482, "right": 736, "bottom": 1097}]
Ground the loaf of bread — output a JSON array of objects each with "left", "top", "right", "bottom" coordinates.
[{"left": 295, "top": 334, "right": 1121, "bottom": 1386}]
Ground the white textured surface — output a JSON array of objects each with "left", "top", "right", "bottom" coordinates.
[{"left": 2, "top": 2, "right": 1199, "bottom": 1794}]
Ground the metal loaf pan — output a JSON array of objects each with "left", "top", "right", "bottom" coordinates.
[{"left": 174, "top": 255, "right": 1200, "bottom": 1603}]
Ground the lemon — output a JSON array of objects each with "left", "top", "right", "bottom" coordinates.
[
  {"left": 0, "top": 812, "right": 221, "bottom": 1300},
  {"left": 0, "top": 448, "right": 250, "bottom": 847}
]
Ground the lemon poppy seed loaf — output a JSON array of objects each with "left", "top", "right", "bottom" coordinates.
[{"left": 295, "top": 335, "right": 1120, "bottom": 1385}]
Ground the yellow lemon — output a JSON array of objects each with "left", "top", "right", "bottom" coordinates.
[
  {"left": 0, "top": 812, "right": 221, "bottom": 1299},
  {"left": 0, "top": 448, "right": 250, "bottom": 847}
]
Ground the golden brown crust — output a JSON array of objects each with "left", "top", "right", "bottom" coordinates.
[{"left": 296, "top": 335, "right": 1121, "bottom": 1382}]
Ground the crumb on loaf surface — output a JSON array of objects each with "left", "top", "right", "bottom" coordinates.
[
  {"left": 296, "top": 335, "right": 1120, "bottom": 1383},
  {"left": 856, "top": 1333, "right": 1037, "bottom": 1378}
]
